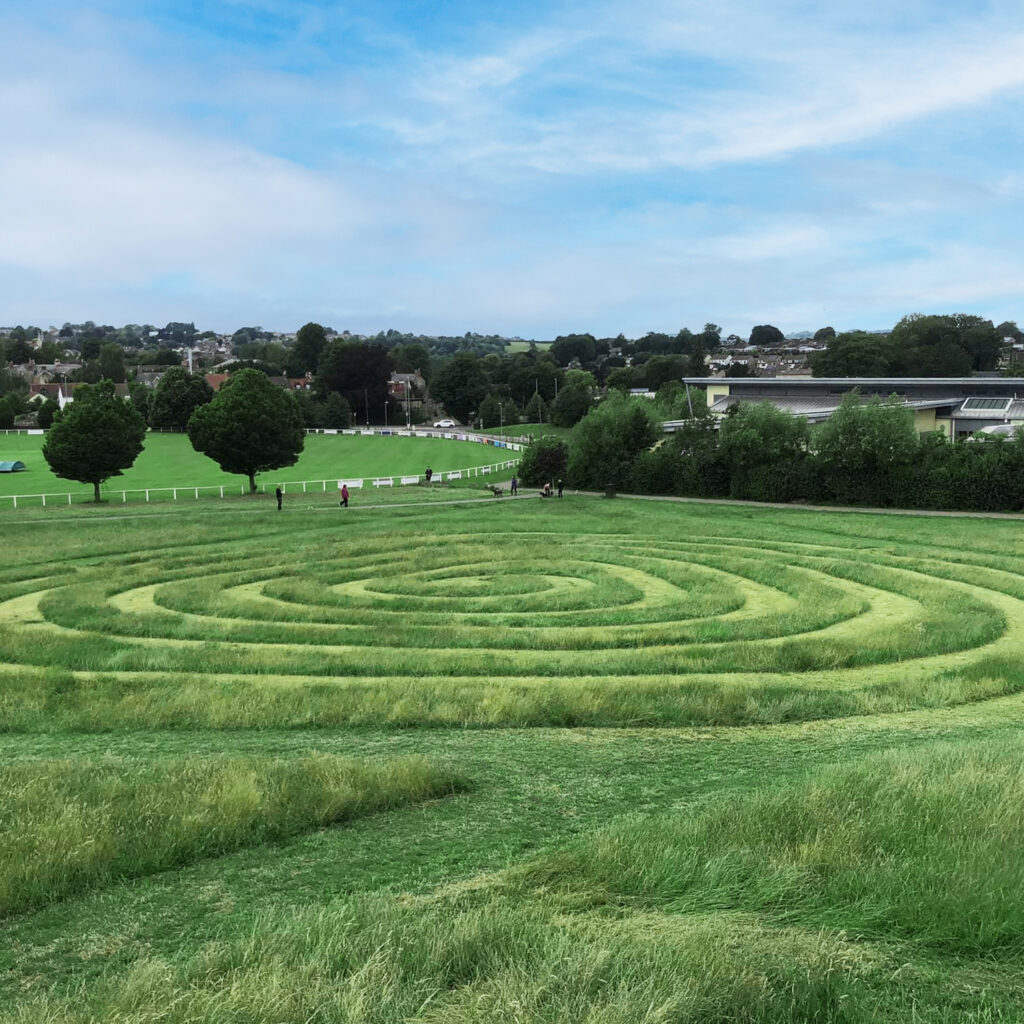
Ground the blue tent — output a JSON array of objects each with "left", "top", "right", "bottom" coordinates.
[{"left": 0, "top": 461, "right": 26, "bottom": 472}]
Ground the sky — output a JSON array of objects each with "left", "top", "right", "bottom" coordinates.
[{"left": 1, "top": 0, "right": 1023, "bottom": 339}]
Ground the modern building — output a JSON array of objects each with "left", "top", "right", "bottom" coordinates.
[{"left": 682, "top": 377, "right": 1024, "bottom": 439}]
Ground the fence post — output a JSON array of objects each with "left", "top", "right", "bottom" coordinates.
[
  {"left": 195, "top": 488, "right": 199, "bottom": 500},
  {"left": 173, "top": 488, "right": 177, "bottom": 500},
  {"left": 42, "top": 494, "right": 45, "bottom": 507},
  {"left": 146, "top": 490, "right": 150, "bottom": 502},
  {"left": 12, "top": 496, "right": 16, "bottom": 509},
  {"left": 122, "top": 491, "right": 126, "bottom": 502},
  {"left": 220, "top": 486, "right": 224, "bottom": 498},
  {"left": 67, "top": 493, "right": 71, "bottom": 505}
]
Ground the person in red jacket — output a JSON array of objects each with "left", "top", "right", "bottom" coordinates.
[{"left": 340, "top": 483, "right": 350, "bottom": 508}]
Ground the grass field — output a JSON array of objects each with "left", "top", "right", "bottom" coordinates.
[
  {"left": 3, "top": 492, "right": 1024, "bottom": 1020},
  {"left": 0, "top": 431, "right": 511, "bottom": 500}
]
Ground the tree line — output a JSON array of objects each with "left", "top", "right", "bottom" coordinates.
[{"left": 519, "top": 391, "right": 1024, "bottom": 513}]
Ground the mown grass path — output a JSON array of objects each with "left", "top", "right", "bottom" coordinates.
[{"left": 4, "top": 495, "right": 1024, "bottom": 1020}]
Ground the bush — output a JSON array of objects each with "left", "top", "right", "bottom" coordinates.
[
  {"left": 718, "top": 402, "right": 809, "bottom": 500},
  {"left": 567, "top": 393, "right": 658, "bottom": 493}
]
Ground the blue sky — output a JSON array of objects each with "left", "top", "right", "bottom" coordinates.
[{"left": 2, "top": 0, "right": 1023, "bottom": 338}]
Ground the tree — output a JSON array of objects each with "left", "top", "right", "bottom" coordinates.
[
  {"left": 476, "top": 394, "right": 505, "bottom": 430},
  {"left": 718, "top": 402, "right": 809, "bottom": 499},
  {"left": 149, "top": 367, "right": 214, "bottom": 431},
  {"left": 42, "top": 380, "right": 146, "bottom": 501},
  {"left": 320, "top": 392, "right": 350, "bottom": 428},
  {"left": 814, "top": 326, "right": 836, "bottom": 342},
  {"left": 0, "top": 397, "right": 14, "bottom": 429},
  {"left": 517, "top": 436, "right": 569, "bottom": 486},
  {"left": 289, "top": 322, "right": 328, "bottom": 377},
  {"left": 429, "top": 352, "right": 490, "bottom": 423},
  {"left": 996, "top": 320, "right": 1023, "bottom": 343},
  {"left": 523, "top": 392, "right": 547, "bottom": 423},
  {"left": 699, "top": 323, "right": 722, "bottom": 351},
  {"left": 36, "top": 396, "right": 60, "bottom": 429},
  {"left": 315, "top": 342, "right": 390, "bottom": 423},
  {"left": 391, "top": 342, "right": 431, "bottom": 381},
  {"left": 567, "top": 392, "right": 659, "bottom": 494},
  {"left": 606, "top": 367, "right": 640, "bottom": 393},
  {"left": 688, "top": 337, "right": 708, "bottom": 376},
  {"left": 128, "top": 382, "right": 150, "bottom": 423},
  {"left": 549, "top": 377, "right": 594, "bottom": 427},
  {"left": 749, "top": 324, "right": 785, "bottom": 347},
  {"left": 813, "top": 392, "right": 918, "bottom": 504},
  {"left": 98, "top": 343, "right": 127, "bottom": 383},
  {"left": 5, "top": 336, "right": 34, "bottom": 364},
  {"left": 551, "top": 333, "right": 597, "bottom": 366},
  {"left": 187, "top": 369, "right": 304, "bottom": 493},
  {"left": 888, "top": 313, "right": 999, "bottom": 375},
  {"left": 810, "top": 331, "right": 898, "bottom": 377}
]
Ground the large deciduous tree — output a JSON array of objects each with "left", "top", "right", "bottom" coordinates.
[
  {"left": 810, "top": 331, "right": 898, "bottom": 377},
  {"left": 187, "top": 369, "right": 304, "bottom": 493},
  {"left": 749, "top": 324, "right": 785, "bottom": 347},
  {"left": 289, "top": 322, "right": 328, "bottom": 377},
  {"left": 42, "top": 380, "right": 146, "bottom": 502},
  {"left": 315, "top": 341, "right": 390, "bottom": 424},
  {"left": 429, "top": 352, "right": 490, "bottom": 423},
  {"left": 148, "top": 367, "right": 214, "bottom": 431}
]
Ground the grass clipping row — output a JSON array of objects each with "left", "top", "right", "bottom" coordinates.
[{"left": 0, "top": 753, "right": 462, "bottom": 917}]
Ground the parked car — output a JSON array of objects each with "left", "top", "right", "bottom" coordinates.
[{"left": 433, "top": 418, "right": 456, "bottom": 428}]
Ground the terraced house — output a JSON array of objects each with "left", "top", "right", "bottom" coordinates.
[{"left": 685, "top": 376, "right": 1024, "bottom": 439}]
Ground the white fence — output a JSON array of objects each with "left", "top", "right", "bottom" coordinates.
[
  {"left": 0, "top": 457, "right": 522, "bottom": 509},
  {"left": 305, "top": 426, "right": 527, "bottom": 451}
]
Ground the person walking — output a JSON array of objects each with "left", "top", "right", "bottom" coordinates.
[
  {"left": 557, "top": 478, "right": 563, "bottom": 499},
  {"left": 510, "top": 475, "right": 518, "bottom": 496},
  {"left": 425, "top": 466, "right": 433, "bottom": 483},
  {"left": 275, "top": 485, "right": 283, "bottom": 511},
  {"left": 340, "top": 483, "right": 350, "bottom": 508}
]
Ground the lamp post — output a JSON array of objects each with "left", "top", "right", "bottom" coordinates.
[
  {"left": 384, "top": 401, "right": 389, "bottom": 429},
  {"left": 499, "top": 402, "right": 503, "bottom": 433},
  {"left": 364, "top": 388, "right": 369, "bottom": 426}
]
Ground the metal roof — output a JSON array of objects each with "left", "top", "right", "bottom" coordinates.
[
  {"left": 684, "top": 377, "right": 1024, "bottom": 387},
  {"left": 0, "top": 461, "right": 26, "bottom": 472}
]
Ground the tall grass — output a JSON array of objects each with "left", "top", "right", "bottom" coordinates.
[
  {"left": 1, "top": 899, "right": 871, "bottom": 1023},
  {"left": 511, "top": 736, "right": 1024, "bottom": 955},
  {"left": 12, "top": 737, "right": 1024, "bottom": 1020},
  {"left": 0, "top": 754, "right": 463, "bottom": 916}
]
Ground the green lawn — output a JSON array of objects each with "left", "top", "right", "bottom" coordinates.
[
  {"left": 0, "top": 431, "right": 515, "bottom": 500},
  {"left": 2, "top": 494, "right": 1024, "bottom": 1020}
]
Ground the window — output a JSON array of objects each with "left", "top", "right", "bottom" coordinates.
[{"left": 961, "top": 398, "right": 1012, "bottom": 411}]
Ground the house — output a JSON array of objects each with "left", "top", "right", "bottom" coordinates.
[{"left": 389, "top": 371, "right": 426, "bottom": 400}]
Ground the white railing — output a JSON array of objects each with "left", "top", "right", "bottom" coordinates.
[
  {"left": 0, "top": 457, "right": 522, "bottom": 509},
  {"left": 305, "top": 426, "right": 526, "bottom": 451}
]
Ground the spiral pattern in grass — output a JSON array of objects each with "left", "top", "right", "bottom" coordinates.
[{"left": 3, "top": 516, "right": 1024, "bottom": 728}]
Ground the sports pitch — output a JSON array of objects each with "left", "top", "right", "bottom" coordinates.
[
  {"left": 2, "top": 494, "right": 1024, "bottom": 1020},
  {"left": 0, "top": 431, "right": 508, "bottom": 499}
]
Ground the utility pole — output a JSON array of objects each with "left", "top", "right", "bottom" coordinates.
[{"left": 364, "top": 388, "right": 369, "bottom": 426}]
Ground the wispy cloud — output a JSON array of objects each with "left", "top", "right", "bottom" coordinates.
[{"left": 1, "top": 1, "right": 1024, "bottom": 335}]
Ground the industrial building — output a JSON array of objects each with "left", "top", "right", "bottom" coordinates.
[{"left": 682, "top": 377, "right": 1024, "bottom": 439}]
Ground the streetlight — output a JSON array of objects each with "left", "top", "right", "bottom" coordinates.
[
  {"left": 384, "top": 401, "right": 389, "bottom": 429},
  {"left": 499, "top": 402, "right": 503, "bottom": 433}
]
